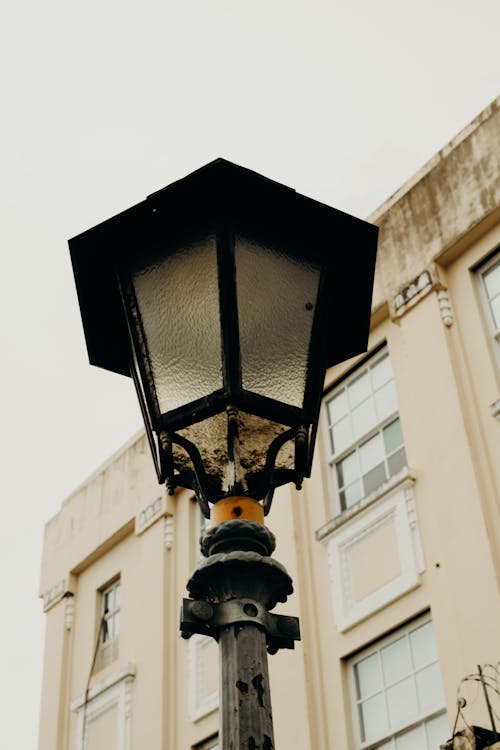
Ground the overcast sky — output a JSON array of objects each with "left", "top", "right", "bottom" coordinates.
[{"left": 1, "top": 0, "right": 499, "bottom": 745}]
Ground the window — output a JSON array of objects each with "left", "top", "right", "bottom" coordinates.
[
  {"left": 96, "top": 578, "right": 121, "bottom": 670},
  {"left": 478, "top": 250, "right": 500, "bottom": 361},
  {"left": 325, "top": 350, "right": 406, "bottom": 512},
  {"left": 349, "top": 616, "right": 448, "bottom": 749},
  {"left": 194, "top": 736, "right": 219, "bottom": 750}
]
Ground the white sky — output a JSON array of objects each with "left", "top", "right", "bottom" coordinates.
[{"left": 0, "top": 1, "right": 498, "bottom": 745}]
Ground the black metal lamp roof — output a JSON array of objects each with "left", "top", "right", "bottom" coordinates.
[{"left": 69, "top": 158, "right": 377, "bottom": 378}]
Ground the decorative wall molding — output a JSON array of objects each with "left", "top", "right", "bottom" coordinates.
[
  {"left": 490, "top": 398, "right": 500, "bottom": 420},
  {"left": 436, "top": 289, "right": 454, "bottom": 326},
  {"left": 188, "top": 634, "right": 219, "bottom": 722},
  {"left": 164, "top": 515, "right": 175, "bottom": 550},
  {"left": 322, "top": 479, "right": 425, "bottom": 632},
  {"left": 72, "top": 663, "right": 136, "bottom": 750},
  {"left": 393, "top": 271, "right": 433, "bottom": 315},
  {"left": 135, "top": 495, "right": 165, "bottom": 535},
  {"left": 64, "top": 593, "right": 75, "bottom": 630},
  {"left": 42, "top": 578, "right": 67, "bottom": 612}
]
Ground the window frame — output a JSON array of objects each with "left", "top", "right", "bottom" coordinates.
[
  {"left": 96, "top": 577, "right": 121, "bottom": 671},
  {"left": 477, "top": 248, "right": 500, "bottom": 367},
  {"left": 323, "top": 347, "right": 406, "bottom": 514},
  {"left": 347, "top": 614, "right": 448, "bottom": 750}
]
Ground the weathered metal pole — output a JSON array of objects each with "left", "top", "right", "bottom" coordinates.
[
  {"left": 219, "top": 624, "right": 274, "bottom": 749},
  {"left": 181, "top": 505, "right": 300, "bottom": 750}
]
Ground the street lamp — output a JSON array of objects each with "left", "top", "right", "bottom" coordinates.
[{"left": 69, "top": 158, "right": 377, "bottom": 749}]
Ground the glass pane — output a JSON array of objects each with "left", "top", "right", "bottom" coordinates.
[
  {"left": 114, "top": 584, "right": 121, "bottom": 608},
  {"left": 104, "top": 590, "right": 113, "bottom": 612},
  {"left": 375, "top": 381, "right": 398, "bottom": 420},
  {"left": 363, "top": 463, "right": 387, "bottom": 495},
  {"left": 106, "top": 617, "right": 114, "bottom": 640},
  {"left": 383, "top": 419, "right": 404, "bottom": 454},
  {"left": 387, "top": 677, "right": 417, "bottom": 729},
  {"left": 382, "top": 637, "right": 411, "bottom": 685},
  {"left": 113, "top": 611, "right": 120, "bottom": 637},
  {"left": 337, "top": 452, "right": 360, "bottom": 488},
  {"left": 416, "top": 663, "right": 445, "bottom": 714},
  {"left": 236, "top": 235, "right": 320, "bottom": 408},
  {"left": 490, "top": 294, "right": 500, "bottom": 329},
  {"left": 409, "top": 621, "right": 438, "bottom": 668},
  {"left": 348, "top": 372, "right": 371, "bottom": 408},
  {"left": 328, "top": 390, "right": 348, "bottom": 423},
  {"left": 130, "top": 236, "right": 222, "bottom": 413},
  {"left": 388, "top": 448, "right": 406, "bottom": 476},
  {"left": 352, "top": 399, "right": 377, "bottom": 439},
  {"left": 371, "top": 354, "right": 393, "bottom": 389},
  {"left": 360, "top": 433, "right": 384, "bottom": 473},
  {"left": 425, "top": 712, "right": 449, "bottom": 748},
  {"left": 396, "top": 724, "right": 425, "bottom": 750},
  {"left": 483, "top": 261, "right": 500, "bottom": 299},
  {"left": 359, "top": 693, "right": 388, "bottom": 742},
  {"left": 344, "top": 480, "right": 363, "bottom": 508},
  {"left": 331, "top": 416, "right": 353, "bottom": 455},
  {"left": 355, "top": 653, "right": 382, "bottom": 698}
]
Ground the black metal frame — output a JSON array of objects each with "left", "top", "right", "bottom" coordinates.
[{"left": 69, "top": 158, "right": 378, "bottom": 515}]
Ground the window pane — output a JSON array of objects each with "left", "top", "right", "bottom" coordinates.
[
  {"left": 382, "top": 637, "right": 411, "bottom": 685},
  {"left": 383, "top": 419, "right": 404, "bottom": 454},
  {"left": 114, "top": 583, "right": 121, "bottom": 608},
  {"left": 388, "top": 448, "right": 406, "bottom": 477},
  {"left": 104, "top": 590, "right": 113, "bottom": 612},
  {"left": 337, "top": 452, "right": 359, "bottom": 488},
  {"left": 359, "top": 693, "right": 388, "bottom": 741},
  {"left": 416, "top": 663, "right": 445, "bottom": 714},
  {"left": 328, "top": 390, "right": 348, "bottom": 423},
  {"left": 332, "top": 416, "right": 353, "bottom": 455},
  {"left": 483, "top": 261, "right": 500, "bottom": 299},
  {"left": 360, "top": 433, "right": 384, "bottom": 473},
  {"left": 395, "top": 723, "right": 425, "bottom": 750},
  {"left": 363, "top": 463, "right": 387, "bottom": 495},
  {"left": 355, "top": 653, "right": 382, "bottom": 698},
  {"left": 490, "top": 294, "right": 500, "bottom": 329},
  {"left": 352, "top": 399, "right": 377, "bottom": 440},
  {"left": 371, "top": 354, "right": 393, "bottom": 389},
  {"left": 375, "top": 381, "right": 398, "bottom": 421},
  {"left": 348, "top": 371, "right": 371, "bottom": 408},
  {"left": 343, "top": 481, "right": 363, "bottom": 508},
  {"left": 113, "top": 611, "right": 121, "bottom": 638},
  {"left": 387, "top": 677, "right": 417, "bottom": 729},
  {"left": 409, "top": 621, "right": 437, "bottom": 668},
  {"left": 425, "top": 712, "right": 449, "bottom": 748}
]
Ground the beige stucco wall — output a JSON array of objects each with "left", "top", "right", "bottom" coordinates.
[{"left": 39, "top": 96, "right": 500, "bottom": 750}]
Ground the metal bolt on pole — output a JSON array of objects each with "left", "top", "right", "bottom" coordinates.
[{"left": 181, "top": 517, "right": 300, "bottom": 750}]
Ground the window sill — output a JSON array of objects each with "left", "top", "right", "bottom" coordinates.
[
  {"left": 71, "top": 662, "right": 136, "bottom": 711},
  {"left": 316, "top": 466, "right": 416, "bottom": 542}
]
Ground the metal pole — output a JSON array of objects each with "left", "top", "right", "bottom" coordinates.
[
  {"left": 219, "top": 624, "right": 274, "bottom": 750},
  {"left": 181, "top": 516, "right": 300, "bottom": 750},
  {"left": 477, "top": 664, "right": 498, "bottom": 741}
]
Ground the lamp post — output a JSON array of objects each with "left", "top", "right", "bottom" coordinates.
[{"left": 69, "top": 158, "right": 378, "bottom": 749}]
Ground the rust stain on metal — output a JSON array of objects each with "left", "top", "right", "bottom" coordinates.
[
  {"left": 252, "top": 674, "right": 265, "bottom": 707},
  {"left": 236, "top": 679, "right": 249, "bottom": 693}
]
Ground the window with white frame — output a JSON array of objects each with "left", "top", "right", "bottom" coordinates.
[
  {"left": 478, "top": 250, "right": 500, "bottom": 361},
  {"left": 348, "top": 616, "right": 449, "bottom": 750},
  {"left": 324, "top": 349, "right": 406, "bottom": 512},
  {"left": 96, "top": 578, "right": 121, "bottom": 671}
]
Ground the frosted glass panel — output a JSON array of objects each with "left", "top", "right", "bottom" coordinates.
[
  {"left": 175, "top": 411, "right": 293, "bottom": 493},
  {"left": 235, "top": 236, "right": 320, "bottom": 407},
  {"left": 131, "top": 236, "right": 222, "bottom": 413}
]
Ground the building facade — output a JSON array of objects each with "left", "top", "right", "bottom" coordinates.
[{"left": 39, "top": 97, "right": 500, "bottom": 750}]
